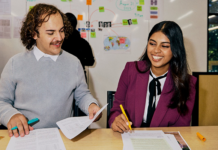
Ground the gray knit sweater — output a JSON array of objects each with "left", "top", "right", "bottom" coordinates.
[{"left": 0, "top": 50, "right": 98, "bottom": 128}]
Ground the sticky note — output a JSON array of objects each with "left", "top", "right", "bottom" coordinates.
[
  {"left": 150, "top": 7, "right": 158, "bottom": 10},
  {"left": 61, "top": 0, "right": 67, "bottom": 1},
  {"left": 69, "top": 0, "right": 72, "bottom": 1},
  {"left": 0, "top": 136, "right": 4, "bottom": 140},
  {"left": 29, "top": 6, "right": 34, "bottom": 11},
  {"left": 87, "top": 0, "right": 92, "bottom": 5},
  {"left": 90, "top": 32, "right": 96, "bottom": 38},
  {"left": 132, "top": 19, "right": 138, "bottom": 25},
  {"left": 77, "top": 15, "right": 83, "bottom": 21},
  {"left": 137, "top": 6, "right": 142, "bottom": 11},
  {"left": 119, "top": 38, "right": 126, "bottom": 44},
  {"left": 81, "top": 32, "right": 87, "bottom": 38},
  {"left": 122, "top": 19, "right": 128, "bottom": 25},
  {"left": 139, "top": 0, "right": 144, "bottom": 5},
  {"left": 99, "top": 7, "right": 104, "bottom": 12},
  {"left": 150, "top": 15, "right": 158, "bottom": 19}
]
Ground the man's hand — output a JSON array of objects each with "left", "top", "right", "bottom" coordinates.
[
  {"left": 111, "top": 114, "right": 132, "bottom": 133},
  {"left": 88, "top": 103, "right": 102, "bottom": 122},
  {"left": 7, "top": 114, "right": 34, "bottom": 137}
]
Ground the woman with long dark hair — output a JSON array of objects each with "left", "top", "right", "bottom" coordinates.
[{"left": 108, "top": 21, "right": 197, "bottom": 133}]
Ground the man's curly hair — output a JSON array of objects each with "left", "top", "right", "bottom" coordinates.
[{"left": 20, "top": 3, "right": 73, "bottom": 50}]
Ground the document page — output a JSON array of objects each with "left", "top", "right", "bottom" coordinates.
[
  {"left": 0, "top": 17, "right": 11, "bottom": 39},
  {"left": 166, "top": 134, "right": 182, "bottom": 150},
  {"left": 6, "top": 128, "right": 66, "bottom": 150},
  {"left": 0, "top": 0, "right": 11, "bottom": 15},
  {"left": 57, "top": 103, "right": 108, "bottom": 139},
  {"left": 164, "top": 131, "right": 191, "bottom": 150},
  {"left": 122, "top": 130, "right": 181, "bottom": 150}
]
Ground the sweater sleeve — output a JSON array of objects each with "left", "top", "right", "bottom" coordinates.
[
  {"left": 74, "top": 60, "right": 98, "bottom": 115},
  {"left": 0, "top": 58, "right": 22, "bottom": 127}
]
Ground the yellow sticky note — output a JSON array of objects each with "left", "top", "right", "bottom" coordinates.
[
  {"left": 29, "top": 6, "right": 34, "bottom": 11},
  {"left": 87, "top": 0, "right": 92, "bottom": 5},
  {"left": 77, "top": 15, "right": 83, "bottom": 21}
]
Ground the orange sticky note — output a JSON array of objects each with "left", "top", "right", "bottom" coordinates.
[
  {"left": 77, "top": 15, "right": 83, "bottom": 21},
  {"left": 0, "top": 136, "right": 4, "bottom": 140},
  {"left": 197, "top": 132, "right": 206, "bottom": 142},
  {"left": 86, "top": 0, "right": 92, "bottom": 5}
]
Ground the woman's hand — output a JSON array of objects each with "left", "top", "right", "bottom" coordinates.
[{"left": 111, "top": 114, "right": 132, "bottom": 133}]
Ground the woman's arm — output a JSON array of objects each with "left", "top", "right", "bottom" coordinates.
[{"left": 108, "top": 62, "right": 130, "bottom": 128}]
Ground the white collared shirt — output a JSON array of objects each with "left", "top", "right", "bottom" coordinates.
[
  {"left": 143, "top": 69, "right": 168, "bottom": 123},
  {"left": 33, "top": 46, "right": 59, "bottom": 61}
]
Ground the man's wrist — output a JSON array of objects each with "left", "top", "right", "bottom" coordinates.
[{"left": 89, "top": 102, "right": 99, "bottom": 107}]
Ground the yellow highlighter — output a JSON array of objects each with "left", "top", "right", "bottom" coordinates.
[{"left": 120, "top": 104, "right": 132, "bottom": 130}]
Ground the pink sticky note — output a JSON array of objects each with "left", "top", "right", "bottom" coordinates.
[
  {"left": 81, "top": 32, "right": 87, "bottom": 38},
  {"left": 119, "top": 38, "right": 126, "bottom": 44}
]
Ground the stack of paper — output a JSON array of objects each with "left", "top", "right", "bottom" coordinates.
[
  {"left": 57, "top": 103, "right": 108, "bottom": 139},
  {"left": 6, "top": 128, "right": 66, "bottom": 150},
  {"left": 121, "top": 130, "right": 190, "bottom": 150}
]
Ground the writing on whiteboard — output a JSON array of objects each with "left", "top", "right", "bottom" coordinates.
[{"left": 116, "top": 0, "right": 137, "bottom": 11}]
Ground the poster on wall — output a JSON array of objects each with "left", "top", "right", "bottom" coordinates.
[
  {"left": 103, "top": 33, "right": 131, "bottom": 54},
  {"left": 0, "top": 17, "right": 11, "bottom": 39},
  {"left": 0, "top": 0, "right": 11, "bottom": 15}
]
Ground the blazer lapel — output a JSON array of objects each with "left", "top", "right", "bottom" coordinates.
[
  {"left": 134, "top": 70, "right": 150, "bottom": 127},
  {"left": 150, "top": 70, "right": 174, "bottom": 127}
]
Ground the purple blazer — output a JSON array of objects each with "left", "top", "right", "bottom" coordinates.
[{"left": 108, "top": 61, "right": 197, "bottom": 128}]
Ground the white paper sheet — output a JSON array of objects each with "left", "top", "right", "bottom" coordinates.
[
  {"left": 0, "top": 17, "right": 11, "bottom": 39},
  {"left": 6, "top": 128, "right": 66, "bottom": 150},
  {"left": 122, "top": 130, "right": 181, "bottom": 150},
  {"left": 0, "top": 0, "right": 11, "bottom": 15},
  {"left": 57, "top": 103, "right": 108, "bottom": 139},
  {"left": 166, "top": 134, "right": 182, "bottom": 150}
]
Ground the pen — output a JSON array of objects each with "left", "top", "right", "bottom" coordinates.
[
  {"left": 11, "top": 118, "right": 39, "bottom": 130},
  {"left": 197, "top": 132, "right": 206, "bottom": 142},
  {"left": 120, "top": 104, "right": 132, "bottom": 130}
]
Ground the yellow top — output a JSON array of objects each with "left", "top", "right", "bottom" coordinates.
[{"left": 120, "top": 104, "right": 132, "bottom": 130}]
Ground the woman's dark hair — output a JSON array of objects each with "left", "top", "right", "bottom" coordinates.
[
  {"left": 135, "top": 21, "right": 190, "bottom": 116},
  {"left": 65, "top": 13, "right": 77, "bottom": 29},
  {"left": 20, "top": 3, "right": 73, "bottom": 50}
]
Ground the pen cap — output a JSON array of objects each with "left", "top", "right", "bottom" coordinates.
[{"left": 196, "top": 132, "right": 206, "bottom": 142}]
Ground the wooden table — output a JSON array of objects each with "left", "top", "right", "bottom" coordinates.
[{"left": 0, "top": 126, "right": 217, "bottom": 150}]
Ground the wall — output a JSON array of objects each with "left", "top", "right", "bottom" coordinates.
[{"left": 0, "top": 0, "right": 207, "bottom": 128}]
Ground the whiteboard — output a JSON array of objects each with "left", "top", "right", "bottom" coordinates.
[{"left": 0, "top": 0, "right": 207, "bottom": 128}]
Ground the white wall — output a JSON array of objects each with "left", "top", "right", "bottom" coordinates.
[
  {"left": 0, "top": 0, "right": 207, "bottom": 128},
  {"left": 88, "top": 0, "right": 207, "bottom": 128},
  {"left": 0, "top": 0, "right": 27, "bottom": 73}
]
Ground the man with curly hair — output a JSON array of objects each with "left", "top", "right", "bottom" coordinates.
[{"left": 0, "top": 4, "right": 101, "bottom": 137}]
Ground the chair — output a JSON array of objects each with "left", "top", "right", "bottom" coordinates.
[
  {"left": 192, "top": 72, "right": 218, "bottom": 126},
  {"left": 0, "top": 124, "right": 7, "bottom": 129},
  {"left": 107, "top": 91, "right": 116, "bottom": 128}
]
